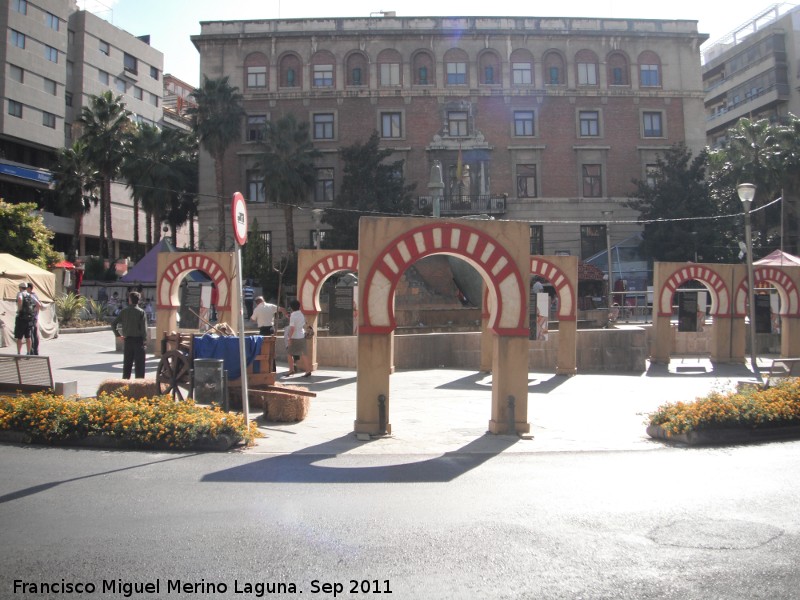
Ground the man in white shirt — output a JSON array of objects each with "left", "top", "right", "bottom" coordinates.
[{"left": 250, "top": 296, "right": 280, "bottom": 335}]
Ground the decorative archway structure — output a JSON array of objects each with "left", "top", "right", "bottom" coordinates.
[
  {"left": 652, "top": 262, "right": 800, "bottom": 363},
  {"left": 355, "top": 216, "right": 532, "bottom": 435},
  {"left": 297, "top": 250, "right": 359, "bottom": 370},
  {"left": 155, "top": 252, "right": 240, "bottom": 353},
  {"left": 732, "top": 265, "right": 800, "bottom": 358}
]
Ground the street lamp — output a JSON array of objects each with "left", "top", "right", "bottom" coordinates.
[
  {"left": 601, "top": 210, "right": 613, "bottom": 311},
  {"left": 737, "top": 182, "right": 760, "bottom": 380},
  {"left": 428, "top": 161, "right": 444, "bottom": 218}
]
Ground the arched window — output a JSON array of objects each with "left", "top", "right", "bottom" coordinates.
[
  {"left": 638, "top": 51, "right": 662, "bottom": 88},
  {"left": 279, "top": 53, "right": 302, "bottom": 88},
  {"left": 412, "top": 50, "right": 434, "bottom": 85},
  {"left": 378, "top": 48, "right": 402, "bottom": 87},
  {"left": 575, "top": 49, "right": 599, "bottom": 86},
  {"left": 510, "top": 49, "right": 534, "bottom": 86},
  {"left": 346, "top": 51, "right": 368, "bottom": 87},
  {"left": 310, "top": 50, "right": 335, "bottom": 89},
  {"left": 444, "top": 48, "right": 469, "bottom": 86},
  {"left": 607, "top": 51, "right": 630, "bottom": 86},
  {"left": 244, "top": 52, "right": 268, "bottom": 89},
  {"left": 543, "top": 50, "right": 565, "bottom": 85},
  {"left": 479, "top": 50, "right": 501, "bottom": 85}
]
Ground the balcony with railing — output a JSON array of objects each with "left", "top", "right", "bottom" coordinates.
[{"left": 417, "top": 194, "right": 508, "bottom": 217}]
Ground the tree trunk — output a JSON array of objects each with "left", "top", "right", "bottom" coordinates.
[
  {"left": 145, "top": 212, "right": 153, "bottom": 249},
  {"left": 133, "top": 197, "right": 140, "bottom": 259},
  {"left": 283, "top": 203, "right": 296, "bottom": 255},
  {"left": 99, "top": 194, "right": 106, "bottom": 260},
  {"left": 71, "top": 211, "right": 83, "bottom": 260},
  {"left": 215, "top": 153, "right": 226, "bottom": 250},
  {"left": 104, "top": 176, "right": 114, "bottom": 260}
]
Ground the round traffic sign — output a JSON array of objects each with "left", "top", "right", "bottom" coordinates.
[{"left": 231, "top": 192, "right": 248, "bottom": 246}]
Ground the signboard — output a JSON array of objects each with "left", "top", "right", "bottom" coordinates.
[
  {"left": 677, "top": 292, "right": 697, "bottom": 332},
  {"left": 231, "top": 192, "right": 248, "bottom": 246}
]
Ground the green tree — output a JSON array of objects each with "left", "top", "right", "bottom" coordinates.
[
  {"left": 322, "top": 131, "right": 416, "bottom": 249},
  {"left": 242, "top": 218, "right": 277, "bottom": 298},
  {"left": 122, "top": 123, "right": 167, "bottom": 254},
  {"left": 626, "top": 144, "right": 732, "bottom": 262},
  {"left": 51, "top": 140, "right": 100, "bottom": 260},
  {"left": 0, "top": 201, "right": 60, "bottom": 269},
  {"left": 160, "top": 128, "right": 199, "bottom": 246},
  {"left": 706, "top": 117, "right": 784, "bottom": 255},
  {"left": 188, "top": 76, "right": 244, "bottom": 251},
  {"left": 255, "top": 114, "right": 320, "bottom": 254},
  {"left": 77, "top": 91, "right": 132, "bottom": 260}
]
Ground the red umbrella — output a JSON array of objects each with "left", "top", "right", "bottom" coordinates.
[{"left": 52, "top": 260, "right": 75, "bottom": 269}]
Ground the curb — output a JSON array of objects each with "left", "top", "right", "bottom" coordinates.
[
  {"left": 0, "top": 430, "right": 242, "bottom": 452},
  {"left": 646, "top": 424, "right": 800, "bottom": 446}
]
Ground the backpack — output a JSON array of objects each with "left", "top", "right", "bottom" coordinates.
[{"left": 19, "top": 292, "right": 36, "bottom": 322}]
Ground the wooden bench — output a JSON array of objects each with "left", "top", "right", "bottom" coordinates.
[{"left": 0, "top": 355, "right": 54, "bottom": 394}]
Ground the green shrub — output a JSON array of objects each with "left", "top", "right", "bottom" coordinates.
[{"left": 54, "top": 292, "right": 86, "bottom": 324}]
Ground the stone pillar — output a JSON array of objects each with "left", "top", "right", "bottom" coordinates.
[
  {"left": 781, "top": 316, "right": 800, "bottom": 357},
  {"left": 710, "top": 315, "right": 735, "bottom": 363},
  {"left": 488, "top": 334, "right": 531, "bottom": 435},
  {"left": 355, "top": 332, "right": 393, "bottom": 435},
  {"left": 556, "top": 318, "right": 577, "bottom": 375},
  {"left": 651, "top": 309, "right": 672, "bottom": 364}
]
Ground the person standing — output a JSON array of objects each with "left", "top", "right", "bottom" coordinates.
[
  {"left": 14, "top": 282, "right": 35, "bottom": 355},
  {"left": 111, "top": 291, "right": 148, "bottom": 379},
  {"left": 250, "top": 296, "right": 280, "bottom": 335},
  {"left": 26, "top": 283, "right": 43, "bottom": 355},
  {"left": 242, "top": 279, "right": 255, "bottom": 319},
  {"left": 287, "top": 299, "right": 311, "bottom": 378}
]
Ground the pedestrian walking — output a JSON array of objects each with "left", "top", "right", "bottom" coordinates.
[
  {"left": 242, "top": 279, "right": 255, "bottom": 318},
  {"left": 287, "top": 299, "right": 312, "bottom": 378},
  {"left": 111, "top": 291, "right": 148, "bottom": 379},
  {"left": 26, "top": 283, "right": 42, "bottom": 355}
]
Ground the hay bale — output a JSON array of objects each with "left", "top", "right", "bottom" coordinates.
[
  {"left": 264, "top": 394, "right": 310, "bottom": 422},
  {"left": 97, "top": 378, "right": 160, "bottom": 400}
]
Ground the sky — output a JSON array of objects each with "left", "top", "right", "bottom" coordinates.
[{"left": 80, "top": 0, "right": 799, "bottom": 88}]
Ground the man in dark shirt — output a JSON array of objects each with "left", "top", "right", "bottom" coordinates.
[{"left": 111, "top": 291, "right": 148, "bottom": 379}]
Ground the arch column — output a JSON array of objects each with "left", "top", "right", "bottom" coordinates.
[{"left": 488, "top": 334, "right": 531, "bottom": 434}]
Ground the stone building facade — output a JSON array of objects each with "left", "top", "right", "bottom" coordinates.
[{"left": 192, "top": 15, "right": 708, "bottom": 259}]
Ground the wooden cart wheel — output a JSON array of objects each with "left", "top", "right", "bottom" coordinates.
[{"left": 156, "top": 350, "right": 192, "bottom": 401}]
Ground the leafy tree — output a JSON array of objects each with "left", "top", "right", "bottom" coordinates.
[
  {"left": 122, "top": 123, "right": 167, "bottom": 254},
  {"left": 77, "top": 91, "right": 132, "bottom": 260},
  {"left": 160, "top": 128, "right": 199, "bottom": 246},
  {"left": 51, "top": 140, "right": 100, "bottom": 260},
  {"left": 188, "top": 76, "right": 244, "bottom": 251},
  {"left": 706, "top": 117, "right": 784, "bottom": 256},
  {"left": 322, "top": 131, "right": 416, "bottom": 249},
  {"left": 242, "top": 218, "right": 278, "bottom": 299},
  {"left": 255, "top": 114, "right": 320, "bottom": 254},
  {"left": 626, "top": 144, "right": 733, "bottom": 262},
  {"left": 0, "top": 201, "right": 60, "bottom": 269}
]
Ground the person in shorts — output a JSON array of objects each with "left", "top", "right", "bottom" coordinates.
[
  {"left": 286, "top": 299, "right": 311, "bottom": 378},
  {"left": 14, "top": 282, "right": 34, "bottom": 355}
]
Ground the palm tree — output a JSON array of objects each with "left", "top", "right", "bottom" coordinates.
[
  {"left": 188, "top": 76, "right": 244, "bottom": 250},
  {"left": 161, "top": 128, "right": 199, "bottom": 244},
  {"left": 122, "top": 123, "right": 168, "bottom": 254},
  {"left": 256, "top": 114, "right": 320, "bottom": 254},
  {"left": 77, "top": 91, "right": 131, "bottom": 260},
  {"left": 52, "top": 140, "right": 100, "bottom": 259}
]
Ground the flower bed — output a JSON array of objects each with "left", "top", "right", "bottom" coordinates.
[
  {"left": 0, "top": 392, "right": 261, "bottom": 451},
  {"left": 647, "top": 378, "right": 800, "bottom": 445}
]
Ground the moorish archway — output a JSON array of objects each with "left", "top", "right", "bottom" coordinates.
[
  {"left": 155, "top": 252, "right": 240, "bottom": 354},
  {"left": 356, "top": 217, "right": 532, "bottom": 435}
]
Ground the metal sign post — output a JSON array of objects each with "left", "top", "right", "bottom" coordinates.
[{"left": 231, "top": 192, "right": 250, "bottom": 424}]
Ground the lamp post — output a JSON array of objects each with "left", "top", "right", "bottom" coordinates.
[
  {"left": 737, "top": 183, "right": 760, "bottom": 380},
  {"left": 602, "top": 210, "right": 613, "bottom": 310},
  {"left": 428, "top": 160, "right": 444, "bottom": 217}
]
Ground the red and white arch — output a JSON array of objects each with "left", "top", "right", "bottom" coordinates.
[
  {"left": 299, "top": 251, "right": 359, "bottom": 314},
  {"left": 157, "top": 253, "right": 230, "bottom": 310},
  {"left": 361, "top": 222, "right": 527, "bottom": 335},
  {"left": 733, "top": 266, "right": 800, "bottom": 317},
  {"left": 530, "top": 258, "right": 576, "bottom": 320},
  {"left": 657, "top": 265, "right": 730, "bottom": 317}
]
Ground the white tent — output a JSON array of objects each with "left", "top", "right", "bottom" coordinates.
[{"left": 0, "top": 254, "right": 58, "bottom": 348}]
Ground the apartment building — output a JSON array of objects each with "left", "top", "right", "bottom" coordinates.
[
  {"left": 192, "top": 15, "right": 708, "bottom": 265},
  {"left": 703, "top": 4, "right": 800, "bottom": 147},
  {"left": 1, "top": 0, "right": 190, "bottom": 260}
]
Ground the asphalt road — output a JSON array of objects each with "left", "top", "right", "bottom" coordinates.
[{"left": 2, "top": 441, "right": 799, "bottom": 600}]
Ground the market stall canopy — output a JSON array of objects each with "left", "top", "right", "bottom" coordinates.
[
  {"left": 0, "top": 254, "right": 56, "bottom": 302},
  {"left": 120, "top": 238, "right": 208, "bottom": 284},
  {"left": 754, "top": 249, "right": 800, "bottom": 266}
]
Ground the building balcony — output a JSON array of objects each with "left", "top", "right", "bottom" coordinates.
[{"left": 417, "top": 194, "right": 508, "bottom": 217}]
